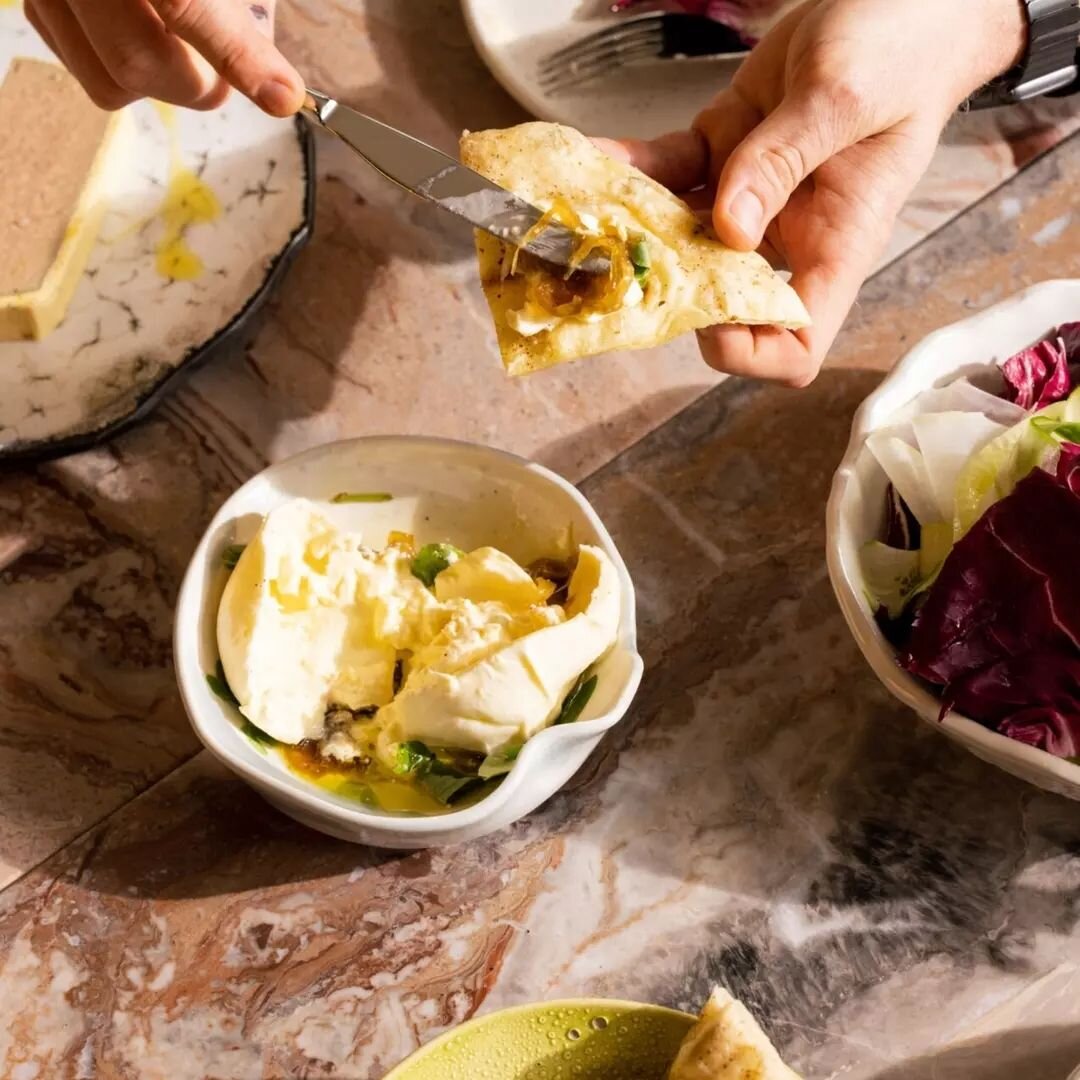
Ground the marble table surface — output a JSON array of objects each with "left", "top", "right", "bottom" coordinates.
[{"left": 1, "top": 2, "right": 1079, "bottom": 1077}]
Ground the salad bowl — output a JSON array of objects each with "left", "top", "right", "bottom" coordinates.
[
  {"left": 827, "top": 279, "right": 1080, "bottom": 801},
  {"left": 174, "top": 436, "right": 643, "bottom": 847}
]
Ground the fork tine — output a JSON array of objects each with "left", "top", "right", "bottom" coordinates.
[
  {"left": 539, "top": 15, "right": 664, "bottom": 68},
  {"left": 539, "top": 40, "right": 663, "bottom": 94},
  {"left": 539, "top": 27, "right": 663, "bottom": 85}
]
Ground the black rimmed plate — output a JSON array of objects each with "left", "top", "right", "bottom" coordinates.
[{"left": 0, "top": 12, "right": 315, "bottom": 463}]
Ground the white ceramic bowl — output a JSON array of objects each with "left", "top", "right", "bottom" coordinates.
[
  {"left": 174, "top": 436, "right": 643, "bottom": 847},
  {"left": 827, "top": 279, "right": 1080, "bottom": 801}
]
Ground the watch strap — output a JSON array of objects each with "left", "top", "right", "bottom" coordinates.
[{"left": 970, "top": 0, "right": 1080, "bottom": 109}]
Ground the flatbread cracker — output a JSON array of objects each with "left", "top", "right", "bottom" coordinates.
[
  {"left": 460, "top": 122, "right": 809, "bottom": 376},
  {"left": 667, "top": 987, "right": 802, "bottom": 1080}
]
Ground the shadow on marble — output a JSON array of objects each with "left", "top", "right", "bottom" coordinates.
[
  {"left": 2, "top": 360, "right": 1079, "bottom": 1077},
  {"left": 534, "top": 382, "right": 717, "bottom": 480},
  {"left": 868, "top": 1025, "right": 1080, "bottom": 1080},
  {"left": 362, "top": 0, "right": 530, "bottom": 142}
]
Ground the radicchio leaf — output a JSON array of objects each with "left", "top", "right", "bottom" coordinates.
[
  {"left": 902, "top": 468, "right": 1080, "bottom": 759},
  {"left": 609, "top": 0, "right": 774, "bottom": 43},
  {"left": 1001, "top": 337, "right": 1069, "bottom": 410},
  {"left": 942, "top": 652, "right": 1080, "bottom": 759},
  {"left": 1056, "top": 441, "right": 1080, "bottom": 495},
  {"left": 902, "top": 468, "right": 1080, "bottom": 685},
  {"left": 883, "top": 482, "right": 920, "bottom": 551},
  {"left": 1058, "top": 321, "right": 1080, "bottom": 362}
]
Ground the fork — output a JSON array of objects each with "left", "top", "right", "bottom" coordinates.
[{"left": 538, "top": 14, "right": 748, "bottom": 95}]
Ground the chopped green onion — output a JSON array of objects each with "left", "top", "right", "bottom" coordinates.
[
  {"left": 222, "top": 543, "right": 246, "bottom": 569},
  {"left": 555, "top": 672, "right": 598, "bottom": 725},
  {"left": 206, "top": 661, "right": 239, "bottom": 708},
  {"left": 420, "top": 771, "right": 484, "bottom": 806},
  {"left": 331, "top": 492, "right": 394, "bottom": 504},
  {"left": 478, "top": 744, "right": 521, "bottom": 779},
  {"left": 411, "top": 543, "right": 464, "bottom": 588},
  {"left": 334, "top": 779, "right": 378, "bottom": 807},
  {"left": 241, "top": 719, "right": 278, "bottom": 751},
  {"left": 629, "top": 238, "right": 650, "bottom": 283},
  {"left": 394, "top": 740, "right": 435, "bottom": 775}
]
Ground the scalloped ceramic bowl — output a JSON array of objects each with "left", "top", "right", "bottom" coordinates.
[
  {"left": 174, "top": 437, "right": 643, "bottom": 847},
  {"left": 827, "top": 279, "right": 1080, "bottom": 801},
  {"left": 383, "top": 999, "right": 694, "bottom": 1079}
]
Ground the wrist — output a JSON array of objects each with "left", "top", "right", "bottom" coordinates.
[
  {"left": 966, "top": 0, "right": 1080, "bottom": 109},
  {"left": 974, "top": 0, "right": 1029, "bottom": 86}
]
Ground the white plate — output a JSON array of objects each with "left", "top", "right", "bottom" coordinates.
[
  {"left": 0, "top": 10, "right": 313, "bottom": 461},
  {"left": 826, "top": 279, "right": 1080, "bottom": 801},
  {"left": 461, "top": 0, "right": 759, "bottom": 138},
  {"left": 174, "top": 436, "right": 644, "bottom": 849}
]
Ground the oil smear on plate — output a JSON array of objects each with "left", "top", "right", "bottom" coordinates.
[{"left": 152, "top": 101, "right": 220, "bottom": 281}]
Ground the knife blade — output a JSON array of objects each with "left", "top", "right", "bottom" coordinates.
[{"left": 300, "top": 89, "right": 610, "bottom": 276}]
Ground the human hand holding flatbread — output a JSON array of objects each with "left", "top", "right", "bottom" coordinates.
[
  {"left": 603, "top": 0, "right": 1027, "bottom": 387},
  {"left": 460, "top": 122, "right": 808, "bottom": 376}
]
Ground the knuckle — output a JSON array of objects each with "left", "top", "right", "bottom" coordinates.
[
  {"left": 754, "top": 141, "right": 808, "bottom": 195},
  {"left": 214, "top": 38, "right": 258, "bottom": 87},
  {"left": 801, "top": 54, "right": 866, "bottom": 125},
  {"left": 87, "top": 83, "right": 136, "bottom": 110},
  {"left": 109, "top": 45, "right": 158, "bottom": 92},
  {"left": 154, "top": 0, "right": 199, "bottom": 29},
  {"left": 821, "top": 74, "right": 865, "bottom": 125}
]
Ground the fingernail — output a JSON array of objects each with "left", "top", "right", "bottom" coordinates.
[
  {"left": 256, "top": 78, "right": 299, "bottom": 116},
  {"left": 728, "top": 189, "right": 764, "bottom": 242}
]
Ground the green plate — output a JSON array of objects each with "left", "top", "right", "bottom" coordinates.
[{"left": 385, "top": 998, "right": 695, "bottom": 1080}]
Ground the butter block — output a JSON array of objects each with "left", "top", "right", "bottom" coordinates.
[{"left": 0, "top": 58, "right": 128, "bottom": 341}]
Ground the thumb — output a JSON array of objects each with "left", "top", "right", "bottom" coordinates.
[{"left": 712, "top": 96, "right": 851, "bottom": 250}]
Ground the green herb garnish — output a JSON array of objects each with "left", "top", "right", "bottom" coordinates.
[
  {"left": 241, "top": 719, "right": 279, "bottom": 751},
  {"left": 478, "top": 744, "right": 521, "bottom": 779},
  {"left": 207, "top": 662, "right": 279, "bottom": 750},
  {"left": 629, "top": 238, "right": 650, "bottom": 284},
  {"left": 390, "top": 739, "right": 489, "bottom": 804},
  {"left": 330, "top": 492, "right": 394, "bottom": 504},
  {"left": 334, "top": 779, "right": 378, "bottom": 806},
  {"left": 206, "top": 661, "right": 239, "bottom": 708},
  {"left": 411, "top": 543, "right": 464, "bottom": 588},
  {"left": 394, "top": 739, "right": 435, "bottom": 775},
  {"left": 555, "top": 672, "right": 598, "bottom": 725},
  {"left": 420, "top": 771, "right": 484, "bottom": 806},
  {"left": 222, "top": 543, "right": 246, "bottom": 569}
]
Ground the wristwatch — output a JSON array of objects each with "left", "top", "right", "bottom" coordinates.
[{"left": 969, "top": 0, "right": 1080, "bottom": 108}]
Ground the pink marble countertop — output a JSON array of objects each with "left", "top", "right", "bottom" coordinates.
[{"left": 1, "top": 2, "right": 1079, "bottom": 1076}]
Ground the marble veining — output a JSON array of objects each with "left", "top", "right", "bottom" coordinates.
[
  {"left": 0, "top": 134, "right": 1078, "bottom": 1077},
  {"left": 0, "top": 1, "right": 1079, "bottom": 1076}
]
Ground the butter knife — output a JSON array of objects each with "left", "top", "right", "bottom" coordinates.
[{"left": 301, "top": 88, "right": 609, "bottom": 275}]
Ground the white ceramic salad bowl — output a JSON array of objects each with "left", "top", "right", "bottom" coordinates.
[
  {"left": 174, "top": 436, "right": 643, "bottom": 847},
  {"left": 827, "top": 279, "right": 1080, "bottom": 801}
]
